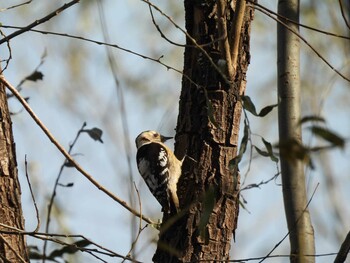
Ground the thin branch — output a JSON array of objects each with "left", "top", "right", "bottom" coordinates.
[
  {"left": 149, "top": 5, "right": 228, "bottom": 49},
  {"left": 5, "top": 50, "right": 46, "bottom": 98},
  {"left": 248, "top": 1, "right": 350, "bottom": 40},
  {"left": 0, "top": 0, "right": 32, "bottom": 12},
  {"left": 42, "top": 122, "right": 86, "bottom": 262},
  {"left": 0, "top": 227, "right": 143, "bottom": 262},
  {"left": 0, "top": 24, "right": 208, "bottom": 93},
  {"left": 0, "top": 224, "right": 343, "bottom": 262},
  {"left": 0, "top": 76, "right": 156, "bottom": 226},
  {"left": 148, "top": 6, "right": 186, "bottom": 47},
  {"left": 334, "top": 230, "right": 350, "bottom": 263},
  {"left": 240, "top": 172, "right": 280, "bottom": 192},
  {"left": 0, "top": 223, "right": 23, "bottom": 233},
  {"left": 258, "top": 183, "right": 319, "bottom": 263},
  {"left": 251, "top": 4, "right": 350, "bottom": 83},
  {"left": 0, "top": 29, "right": 12, "bottom": 73},
  {"left": 122, "top": 183, "right": 148, "bottom": 262},
  {"left": 338, "top": 0, "right": 350, "bottom": 30},
  {"left": 0, "top": 25, "right": 196, "bottom": 84},
  {"left": 0, "top": 234, "right": 27, "bottom": 263},
  {"left": 15, "top": 50, "right": 46, "bottom": 90},
  {"left": 24, "top": 156, "right": 40, "bottom": 233},
  {"left": 0, "top": 0, "right": 80, "bottom": 45},
  {"left": 195, "top": 252, "right": 341, "bottom": 262},
  {"left": 143, "top": 0, "right": 232, "bottom": 86},
  {"left": 96, "top": 2, "right": 139, "bottom": 255}
]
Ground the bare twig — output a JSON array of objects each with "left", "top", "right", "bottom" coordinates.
[
  {"left": 148, "top": 6, "right": 186, "bottom": 47},
  {"left": 0, "top": 29, "right": 12, "bottom": 73},
  {"left": 0, "top": 226, "right": 141, "bottom": 262},
  {"left": 194, "top": 252, "right": 340, "bottom": 262},
  {"left": 0, "top": 0, "right": 80, "bottom": 45},
  {"left": 24, "top": 156, "right": 40, "bottom": 232},
  {"left": 0, "top": 234, "right": 27, "bottom": 263},
  {"left": 97, "top": 2, "right": 139, "bottom": 255},
  {"left": 334, "top": 230, "right": 350, "bottom": 263},
  {"left": 0, "top": 25, "right": 194, "bottom": 83},
  {"left": 122, "top": 183, "right": 148, "bottom": 262},
  {"left": 0, "top": 223, "right": 24, "bottom": 233},
  {"left": 248, "top": 1, "right": 350, "bottom": 40},
  {"left": 42, "top": 122, "right": 86, "bottom": 262},
  {"left": 0, "top": 24, "right": 205, "bottom": 90},
  {"left": 149, "top": 6, "right": 227, "bottom": 49},
  {"left": 251, "top": 4, "right": 350, "bottom": 83},
  {"left": 0, "top": 0, "right": 32, "bottom": 12},
  {"left": 240, "top": 172, "right": 280, "bottom": 192},
  {"left": 0, "top": 223, "right": 342, "bottom": 263},
  {"left": 5, "top": 50, "right": 46, "bottom": 99},
  {"left": 338, "top": 0, "right": 350, "bottom": 30},
  {"left": 0, "top": 76, "right": 156, "bottom": 226},
  {"left": 258, "top": 183, "right": 319, "bottom": 263},
  {"left": 143, "top": 0, "right": 232, "bottom": 86},
  {"left": 15, "top": 50, "right": 46, "bottom": 90}
]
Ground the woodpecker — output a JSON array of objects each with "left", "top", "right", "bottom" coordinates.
[{"left": 135, "top": 130, "right": 182, "bottom": 214}]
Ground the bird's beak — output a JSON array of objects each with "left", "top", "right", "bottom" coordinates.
[{"left": 160, "top": 135, "right": 173, "bottom": 142}]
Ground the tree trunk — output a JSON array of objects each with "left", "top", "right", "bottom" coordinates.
[
  {"left": 0, "top": 77, "right": 29, "bottom": 262},
  {"left": 153, "top": 1, "right": 254, "bottom": 262},
  {"left": 277, "top": 0, "right": 315, "bottom": 262}
]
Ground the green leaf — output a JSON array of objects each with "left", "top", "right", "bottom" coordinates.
[
  {"left": 258, "top": 104, "right": 278, "bottom": 117},
  {"left": 229, "top": 121, "right": 249, "bottom": 172},
  {"left": 84, "top": 127, "right": 104, "bottom": 143},
  {"left": 49, "top": 239, "right": 91, "bottom": 259},
  {"left": 64, "top": 160, "right": 75, "bottom": 167},
  {"left": 277, "top": 139, "right": 313, "bottom": 169},
  {"left": 238, "top": 198, "right": 248, "bottom": 211},
  {"left": 25, "top": 71, "right": 44, "bottom": 82},
  {"left": 28, "top": 251, "right": 45, "bottom": 260},
  {"left": 299, "top": 115, "right": 325, "bottom": 125},
  {"left": 262, "top": 138, "right": 279, "bottom": 162},
  {"left": 242, "top": 95, "right": 277, "bottom": 117},
  {"left": 28, "top": 246, "right": 45, "bottom": 260},
  {"left": 239, "top": 122, "right": 249, "bottom": 157},
  {"left": 310, "top": 126, "right": 345, "bottom": 148},
  {"left": 242, "top": 95, "right": 258, "bottom": 115},
  {"left": 58, "top": 182, "right": 74, "bottom": 187},
  {"left": 254, "top": 146, "right": 269, "bottom": 157},
  {"left": 254, "top": 144, "right": 278, "bottom": 163}
]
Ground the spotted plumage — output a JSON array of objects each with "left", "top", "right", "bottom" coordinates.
[{"left": 135, "top": 130, "right": 182, "bottom": 214}]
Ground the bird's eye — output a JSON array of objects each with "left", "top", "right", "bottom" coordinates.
[{"left": 153, "top": 133, "right": 158, "bottom": 138}]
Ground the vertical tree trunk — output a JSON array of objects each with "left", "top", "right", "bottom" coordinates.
[
  {"left": 277, "top": 0, "right": 315, "bottom": 262},
  {"left": 153, "top": 1, "right": 254, "bottom": 262},
  {"left": 0, "top": 77, "right": 29, "bottom": 262}
]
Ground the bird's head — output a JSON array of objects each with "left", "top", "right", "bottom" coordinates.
[{"left": 135, "top": 130, "right": 173, "bottom": 149}]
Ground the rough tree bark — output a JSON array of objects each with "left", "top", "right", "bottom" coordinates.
[
  {"left": 277, "top": 0, "right": 315, "bottom": 262},
  {"left": 0, "top": 77, "right": 29, "bottom": 262},
  {"left": 153, "top": 1, "right": 254, "bottom": 262}
]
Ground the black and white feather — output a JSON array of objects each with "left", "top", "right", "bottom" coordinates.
[{"left": 135, "top": 130, "right": 182, "bottom": 214}]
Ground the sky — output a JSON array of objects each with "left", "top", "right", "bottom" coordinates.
[{"left": 1, "top": 0, "right": 350, "bottom": 262}]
